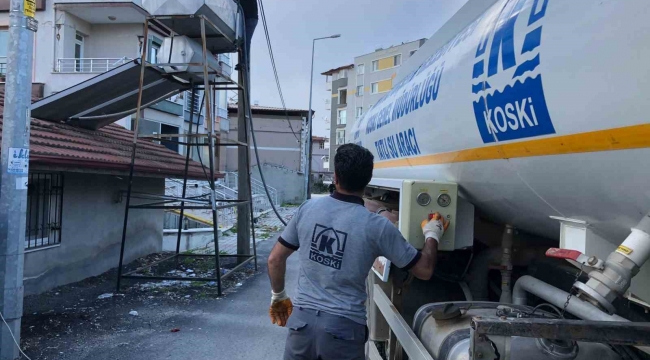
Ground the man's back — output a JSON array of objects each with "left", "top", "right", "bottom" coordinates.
[{"left": 279, "top": 192, "right": 418, "bottom": 324}]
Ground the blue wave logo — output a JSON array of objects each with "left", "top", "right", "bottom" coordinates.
[{"left": 472, "top": 0, "right": 555, "bottom": 143}]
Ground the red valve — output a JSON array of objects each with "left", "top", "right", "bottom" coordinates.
[{"left": 546, "top": 248, "right": 582, "bottom": 261}]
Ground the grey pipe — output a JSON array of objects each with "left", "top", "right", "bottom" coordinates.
[
  {"left": 512, "top": 275, "right": 627, "bottom": 322},
  {"left": 499, "top": 225, "right": 514, "bottom": 303}
]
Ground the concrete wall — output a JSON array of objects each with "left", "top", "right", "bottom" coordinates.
[
  {"left": 311, "top": 139, "right": 328, "bottom": 172},
  {"left": 251, "top": 164, "right": 304, "bottom": 205},
  {"left": 225, "top": 111, "right": 306, "bottom": 204},
  {"left": 347, "top": 39, "right": 426, "bottom": 135},
  {"left": 85, "top": 23, "right": 142, "bottom": 59},
  {"left": 24, "top": 172, "right": 164, "bottom": 295},
  {"left": 225, "top": 112, "right": 304, "bottom": 172}
]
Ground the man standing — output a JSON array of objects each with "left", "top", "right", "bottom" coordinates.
[{"left": 267, "top": 144, "right": 447, "bottom": 360}]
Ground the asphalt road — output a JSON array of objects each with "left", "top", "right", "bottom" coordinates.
[{"left": 78, "top": 238, "right": 297, "bottom": 360}]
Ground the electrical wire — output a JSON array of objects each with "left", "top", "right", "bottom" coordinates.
[
  {"left": 239, "top": 2, "right": 288, "bottom": 226},
  {"left": 529, "top": 303, "right": 564, "bottom": 318},
  {"left": 192, "top": 92, "right": 213, "bottom": 186},
  {"left": 256, "top": 0, "right": 301, "bottom": 142},
  {"left": 0, "top": 311, "right": 32, "bottom": 360}
]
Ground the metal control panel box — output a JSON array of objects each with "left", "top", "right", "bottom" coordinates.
[{"left": 398, "top": 180, "right": 458, "bottom": 251}]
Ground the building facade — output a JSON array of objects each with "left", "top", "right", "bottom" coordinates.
[
  {"left": 321, "top": 64, "right": 353, "bottom": 171},
  {"left": 0, "top": 0, "right": 231, "bottom": 159},
  {"left": 347, "top": 39, "right": 427, "bottom": 135},
  {"left": 321, "top": 39, "right": 427, "bottom": 171},
  {"left": 2, "top": 95, "right": 208, "bottom": 294},
  {"left": 224, "top": 105, "right": 310, "bottom": 204},
  {"left": 311, "top": 136, "right": 329, "bottom": 173}
]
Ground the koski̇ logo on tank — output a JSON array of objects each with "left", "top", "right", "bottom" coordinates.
[{"left": 472, "top": 0, "right": 555, "bottom": 143}]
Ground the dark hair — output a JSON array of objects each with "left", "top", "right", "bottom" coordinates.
[{"left": 334, "top": 144, "right": 374, "bottom": 192}]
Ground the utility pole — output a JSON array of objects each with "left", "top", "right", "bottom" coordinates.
[
  {"left": 0, "top": 0, "right": 36, "bottom": 358},
  {"left": 305, "top": 34, "right": 340, "bottom": 200}
]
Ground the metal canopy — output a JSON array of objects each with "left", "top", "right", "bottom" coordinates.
[{"left": 30, "top": 60, "right": 192, "bottom": 130}]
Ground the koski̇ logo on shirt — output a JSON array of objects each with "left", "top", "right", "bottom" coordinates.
[
  {"left": 309, "top": 224, "right": 347, "bottom": 270},
  {"left": 472, "top": 0, "right": 555, "bottom": 143}
]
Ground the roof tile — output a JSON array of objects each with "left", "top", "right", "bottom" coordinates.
[{"left": 0, "top": 90, "right": 218, "bottom": 179}]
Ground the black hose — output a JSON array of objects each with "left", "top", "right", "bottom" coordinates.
[{"left": 238, "top": 1, "right": 288, "bottom": 226}]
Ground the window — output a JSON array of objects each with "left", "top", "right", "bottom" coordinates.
[
  {"left": 371, "top": 79, "right": 392, "bottom": 94},
  {"left": 356, "top": 85, "right": 363, "bottom": 97},
  {"left": 340, "top": 69, "right": 348, "bottom": 79},
  {"left": 325, "top": 75, "right": 331, "bottom": 83},
  {"left": 319, "top": 141, "right": 325, "bottom": 149},
  {"left": 332, "top": 72, "right": 338, "bottom": 81},
  {"left": 393, "top": 54, "right": 402, "bottom": 67},
  {"left": 74, "top": 32, "right": 84, "bottom": 72},
  {"left": 337, "top": 109, "right": 347, "bottom": 125},
  {"left": 372, "top": 60, "right": 379, "bottom": 71},
  {"left": 161, "top": 124, "right": 179, "bottom": 153},
  {"left": 0, "top": 30, "right": 7, "bottom": 75},
  {"left": 149, "top": 36, "right": 162, "bottom": 64},
  {"left": 336, "top": 129, "right": 346, "bottom": 145},
  {"left": 357, "top": 64, "right": 365, "bottom": 75},
  {"left": 356, "top": 107, "right": 363, "bottom": 119},
  {"left": 409, "top": 49, "right": 417, "bottom": 57},
  {"left": 338, "top": 89, "right": 347, "bottom": 105},
  {"left": 26, "top": 173, "right": 63, "bottom": 250}
]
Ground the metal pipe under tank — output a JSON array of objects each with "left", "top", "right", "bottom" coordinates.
[
  {"left": 499, "top": 225, "right": 514, "bottom": 303},
  {"left": 512, "top": 275, "right": 626, "bottom": 322}
]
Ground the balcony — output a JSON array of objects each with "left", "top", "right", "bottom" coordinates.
[
  {"left": 54, "top": 1, "right": 147, "bottom": 24},
  {"left": 0, "top": 56, "right": 6, "bottom": 76},
  {"left": 56, "top": 58, "right": 131, "bottom": 74}
]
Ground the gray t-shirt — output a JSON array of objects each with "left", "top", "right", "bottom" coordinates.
[{"left": 279, "top": 192, "right": 419, "bottom": 324}]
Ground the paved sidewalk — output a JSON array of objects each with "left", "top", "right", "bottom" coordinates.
[
  {"left": 90, "top": 239, "right": 298, "bottom": 359},
  {"left": 218, "top": 206, "right": 296, "bottom": 254}
]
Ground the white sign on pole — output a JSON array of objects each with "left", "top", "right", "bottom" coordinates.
[{"left": 7, "top": 147, "right": 29, "bottom": 174}]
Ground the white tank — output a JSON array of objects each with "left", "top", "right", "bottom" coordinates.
[{"left": 354, "top": 0, "right": 650, "bottom": 245}]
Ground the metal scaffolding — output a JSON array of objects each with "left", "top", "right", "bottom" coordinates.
[{"left": 116, "top": 14, "right": 256, "bottom": 296}]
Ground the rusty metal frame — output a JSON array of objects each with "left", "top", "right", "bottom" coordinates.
[
  {"left": 115, "top": 15, "right": 257, "bottom": 296},
  {"left": 470, "top": 317, "right": 650, "bottom": 346}
]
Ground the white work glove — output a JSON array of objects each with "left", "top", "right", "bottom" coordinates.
[
  {"left": 269, "top": 289, "right": 293, "bottom": 327},
  {"left": 421, "top": 212, "right": 449, "bottom": 242}
]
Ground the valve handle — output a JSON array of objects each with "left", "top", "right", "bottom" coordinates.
[{"left": 546, "top": 248, "right": 583, "bottom": 261}]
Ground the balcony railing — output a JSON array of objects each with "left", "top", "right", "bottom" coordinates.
[{"left": 56, "top": 57, "right": 131, "bottom": 73}]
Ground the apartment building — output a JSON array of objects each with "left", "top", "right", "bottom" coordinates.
[
  {"left": 225, "top": 104, "right": 310, "bottom": 204},
  {"left": 0, "top": 0, "right": 231, "bottom": 158},
  {"left": 347, "top": 39, "right": 427, "bottom": 135},
  {"left": 311, "top": 136, "right": 329, "bottom": 173},
  {"left": 322, "top": 64, "right": 353, "bottom": 171},
  {"left": 321, "top": 39, "right": 426, "bottom": 171}
]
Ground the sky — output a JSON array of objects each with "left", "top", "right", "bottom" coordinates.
[{"left": 245, "top": 0, "right": 468, "bottom": 139}]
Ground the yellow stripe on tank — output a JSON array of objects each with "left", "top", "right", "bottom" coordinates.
[{"left": 374, "top": 124, "right": 650, "bottom": 169}]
